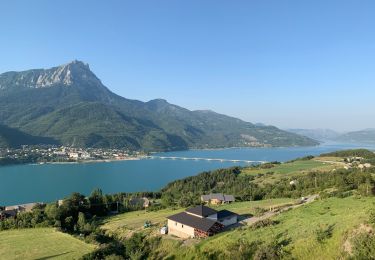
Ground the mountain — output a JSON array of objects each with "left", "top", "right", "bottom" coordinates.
[
  {"left": 334, "top": 129, "right": 375, "bottom": 144},
  {"left": 0, "top": 125, "right": 57, "bottom": 148},
  {"left": 286, "top": 128, "right": 340, "bottom": 142},
  {"left": 0, "top": 61, "right": 319, "bottom": 150}
]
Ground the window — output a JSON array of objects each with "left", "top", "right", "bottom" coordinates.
[{"left": 182, "top": 224, "right": 184, "bottom": 228}]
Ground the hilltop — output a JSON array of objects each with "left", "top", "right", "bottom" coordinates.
[{"left": 0, "top": 61, "right": 318, "bottom": 150}]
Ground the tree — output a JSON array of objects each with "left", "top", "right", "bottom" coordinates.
[
  {"left": 64, "top": 216, "right": 75, "bottom": 232},
  {"left": 89, "top": 188, "right": 108, "bottom": 216},
  {"left": 77, "top": 212, "right": 87, "bottom": 233}
]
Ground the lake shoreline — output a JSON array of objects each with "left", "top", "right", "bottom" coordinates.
[
  {"left": 0, "top": 156, "right": 146, "bottom": 168},
  {"left": 1, "top": 143, "right": 374, "bottom": 206}
]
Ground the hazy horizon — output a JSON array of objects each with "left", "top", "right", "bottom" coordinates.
[{"left": 1, "top": 0, "right": 374, "bottom": 132}]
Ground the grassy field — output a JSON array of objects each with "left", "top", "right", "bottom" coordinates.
[
  {"left": 101, "top": 198, "right": 296, "bottom": 238},
  {"left": 241, "top": 159, "right": 338, "bottom": 185},
  {"left": 101, "top": 207, "right": 185, "bottom": 238},
  {"left": 166, "top": 196, "right": 375, "bottom": 259},
  {"left": 213, "top": 198, "right": 297, "bottom": 215},
  {"left": 314, "top": 156, "right": 346, "bottom": 163},
  {"left": 0, "top": 228, "right": 96, "bottom": 260}
]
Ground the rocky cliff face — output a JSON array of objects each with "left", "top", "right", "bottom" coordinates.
[{"left": 0, "top": 60, "right": 91, "bottom": 89}]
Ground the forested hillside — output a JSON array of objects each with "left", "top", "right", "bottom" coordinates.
[{"left": 0, "top": 61, "right": 318, "bottom": 150}]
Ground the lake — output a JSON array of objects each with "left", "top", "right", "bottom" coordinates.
[{"left": 0, "top": 142, "right": 373, "bottom": 205}]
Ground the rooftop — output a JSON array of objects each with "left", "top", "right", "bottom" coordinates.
[
  {"left": 217, "top": 209, "right": 238, "bottom": 220},
  {"left": 201, "top": 193, "right": 235, "bottom": 202},
  {"left": 186, "top": 205, "right": 217, "bottom": 217},
  {"left": 167, "top": 212, "right": 217, "bottom": 232}
]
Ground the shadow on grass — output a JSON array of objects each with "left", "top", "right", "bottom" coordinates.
[
  {"left": 35, "top": 251, "right": 71, "bottom": 260},
  {"left": 238, "top": 213, "right": 253, "bottom": 221}
]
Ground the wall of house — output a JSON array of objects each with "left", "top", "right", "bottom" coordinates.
[
  {"left": 167, "top": 219, "right": 195, "bottom": 238},
  {"left": 211, "top": 199, "right": 222, "bottom": 205},
  {"left": 219, "top": 215, "right": 237, "bottom": 226}
]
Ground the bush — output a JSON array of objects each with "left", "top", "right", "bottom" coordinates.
[
  {"left": 253, "top": 207, "right": 267, "bottom": 217},
  {"left": 81, "top": 242, "right": 124, "bottom": 260},
  {"left": 252, "top": 219, "right": 279, "bottom": 230},
  {"left": 253, "top": 235, "right": 291, "bottom": 260},
  {"left": 315, "top": 224, "right": 334, "bottom": 243}
]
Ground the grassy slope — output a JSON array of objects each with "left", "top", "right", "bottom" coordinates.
[
  {"left": 241, "top": 159, "right": 338, "bottom": 185},
  {"left": 101, "top": 199, "right": 296, "bottom": 239},
  {"left": 102, "top": 208, "right": 185, "bottom": 239},
  {"left": 0, "top": 228, "right": 96, "bottom": 260},
  {"left": 170, "top": 196, "right": 375, "bottom": 259}
]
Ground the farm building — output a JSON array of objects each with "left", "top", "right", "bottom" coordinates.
[
  {"left": 0, "top": 202, "right": 42, "bottom": 220},
  {"left": 167, "top": 205, "right": 238, "bottom": 238},
  {"left": 201, "top": 193, "right": 235, "bottom": 205},
  {"left": 129, "top": 197, "right": 150, "bottom": 208},
  {"left": 5, "top": 202, "right": 40, "bottom": 212},
  {"left": 0, "top": 209, "right": 17, "bottom": 220}
]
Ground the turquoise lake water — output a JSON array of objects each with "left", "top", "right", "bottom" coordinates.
[{"left": 0, "top": 142, "right": 373, "bottom": 205}]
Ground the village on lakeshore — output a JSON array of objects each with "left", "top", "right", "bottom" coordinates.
[{"left": 0, "top": 145, "right": 146, "bottom": 166}]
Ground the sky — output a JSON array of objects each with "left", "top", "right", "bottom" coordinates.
[{"left": 0, "top": 1, "right": 374, "bottom": 132}]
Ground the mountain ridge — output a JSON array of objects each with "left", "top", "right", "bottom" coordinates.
[
  {"left": 0, "top": 61, "right": 319, "bottom": 150},
  {"left": 286, "top": 128, "right": 341, "bottom": 142},
  {"left": 334, "top": 129, "right": 375, "bottom": 144}
]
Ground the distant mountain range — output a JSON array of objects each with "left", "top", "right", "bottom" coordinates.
[
  {"left": 286, "top": 128, "right": 341, "bottom": 142},
  {"left": 0, "top": 60, "right": 318, "bottom": 150},
  {"left": 334, "top": 129, "right": 375, "bottom": 144},
  {"left": 287, "top": 128, "right": 375, "bottom": 144}
]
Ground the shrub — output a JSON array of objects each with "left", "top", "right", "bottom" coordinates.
[
  {"left": 252, "top": 219, "right": 279, "bottom": 230},
  {"left": 315, "top": 224, "right": 334, "bottom": 243},
  {"left": 253, "top": 207, "right": 267, "bottom": 217},
  {"left": 253, "top": 235, "right": 291, "bottom": 260}
]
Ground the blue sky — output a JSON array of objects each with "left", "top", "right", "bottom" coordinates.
[{"left": 1, "top": 1, "right": 374, "bottom": 131}]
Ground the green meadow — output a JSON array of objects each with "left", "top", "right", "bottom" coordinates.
[
  {"left": 101, "top": 198, "right": 296, "bottom": 239},
  {"left": 0, "top": 228, "right": 95, "bottom": 260},
  {"left": 241, "top": 159, "right": 339, "bottom": 185},
  {"left": 165, "top": 196, "right": 375, "bottom": 259}
]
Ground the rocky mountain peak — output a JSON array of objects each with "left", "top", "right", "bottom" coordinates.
[
  {"left": 36, "top": 60, "right": 94, "bottom": 88},
  {"left": 0, "top": 60, "right": 99, "bottom": 90}
]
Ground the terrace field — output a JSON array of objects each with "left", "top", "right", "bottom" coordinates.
[{"left": 0, "top": 228, "right": 95, "bottom": 260}]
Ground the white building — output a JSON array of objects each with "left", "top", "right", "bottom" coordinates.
[{"left": 69, "top": 152, "right": 80, "bottom": 160}]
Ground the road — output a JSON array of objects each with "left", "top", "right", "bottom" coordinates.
[{"left": 242, "top": 194, "right": 319, "bottom": 225}]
